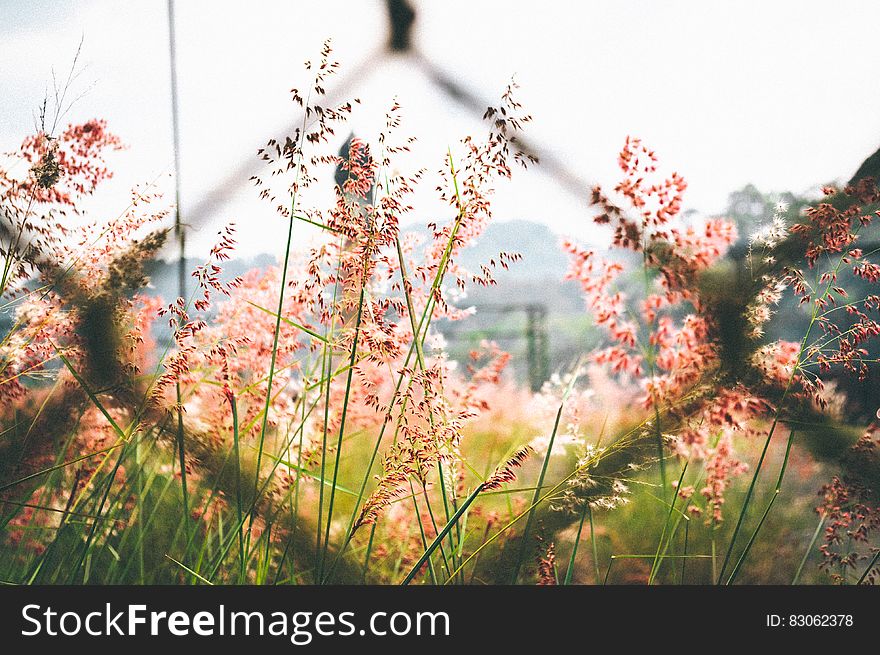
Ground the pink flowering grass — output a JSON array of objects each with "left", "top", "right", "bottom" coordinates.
[{"left": 1, "top": 46, "right": 879, "bottom": 585}]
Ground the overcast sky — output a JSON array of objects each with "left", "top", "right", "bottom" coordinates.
[{"left": 2, "top": 0, "right": 879, "bottom": 258}]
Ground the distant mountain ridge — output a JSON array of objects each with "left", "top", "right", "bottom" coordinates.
[
  {"left": 146, "top": 219, "right": 576, "bottom": 302},
  {"left": 430, "top": 219, "right": 572, "bottom": 282},
  {"left": 141, "top": 219, "right": 588, "bottom": 386}
]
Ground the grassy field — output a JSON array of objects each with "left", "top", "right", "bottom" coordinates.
[{"left": 2, "top": 47, "right": 879, "bottom": 586}]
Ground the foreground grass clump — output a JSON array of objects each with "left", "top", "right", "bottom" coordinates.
[{"left": 1, "top": 45, "right": 879, "bottom": 585}]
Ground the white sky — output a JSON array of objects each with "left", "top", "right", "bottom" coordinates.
[{"left": 2, "top": 0, "right": 879, "bottom": 258}]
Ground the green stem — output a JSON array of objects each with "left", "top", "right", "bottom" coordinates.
[
  {"left": 718, "top": 224, "right": 856, "bottom": 583},
  {"left": 401, "top": 484, "right": 483, "bottom": 586},
  {"left": 408, "top": 482, "right": 438, "bottom": 585},
  {"left": 319, "top": 284, "right": 366, "bottom": 582},
  {"left": 509, "top": 403, "right": 563, "bottom": 584},
  {"left": 726, "top": 430, "right": 795, "bottom": 585},
  {"left": 362, "top": 523, "right": 377, "bottom": 583},
  {"left": 564, "top": 503, "right": 589, "bottom": 585},
  {"left": 856, "top": 548, "right": 880, "bottom": 585},
  {"left": 792, "top": 512, "right": 824, "bottom": 584},
  {"left": 589, "top": 506, "right": 601, "bottom": 584},
  {"left": 175, "top": 381, "right": 190, "bottom": 554},
  {"left": 680, "top": 520, "right": 689, "bottom": 584},
  {"left": 229, "top": 393, "right": 245, "bottom": 582},
  {"left": 649, "top": 461, "right": 689, "bottom": 584}
]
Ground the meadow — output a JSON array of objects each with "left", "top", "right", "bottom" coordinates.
[{"left": 1, "top": 45, "right": 878, "bottom": 586}]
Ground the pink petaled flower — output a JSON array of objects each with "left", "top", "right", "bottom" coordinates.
[
  {"left": 640, "top": 293, "right": 669, "bottom": 323},
  {"left": 15, "top": 119, "right": 125, "bottom": 207},
  {"left": 535, "top": 534, "right": 557, "bottom": 586},
  {"left": 672, "top": 387, "right": 770, "bottom": 522},
  {"left": 561, "top": 138, "right": 802, "bottom": 522},
  {"left": 565, "top": 138, "right": 736, "bottom": 411},
  {"left": 613, "top": 136, "right": 686, "bottom": 230},
  {"left": 482, "top": 445, "right": 534, "bottom": 492},
  {"left": 672, "top": 219, "right": 738, "bottom": 272},
  {"left": 338, "top": 137, "right": 377, "bottom": 200},
  {"left": 701, "top": 431, "right": 748, "bottom": 523},
  {"left": 594, "top": 345, "right": 643, "bottom": 376},
  {"left": 817, "top": 476, "right": 880, "bottom": 584},
  {"left": 153, "top": 225, "right": 242, "bottom": 407}
]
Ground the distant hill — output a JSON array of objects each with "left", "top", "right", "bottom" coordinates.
[
  {"left": 144, "top": 219, "right": 580, "bottom": 308},
  {"left": 448, "top": 219, "right": 573, "bottom": 282}
]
